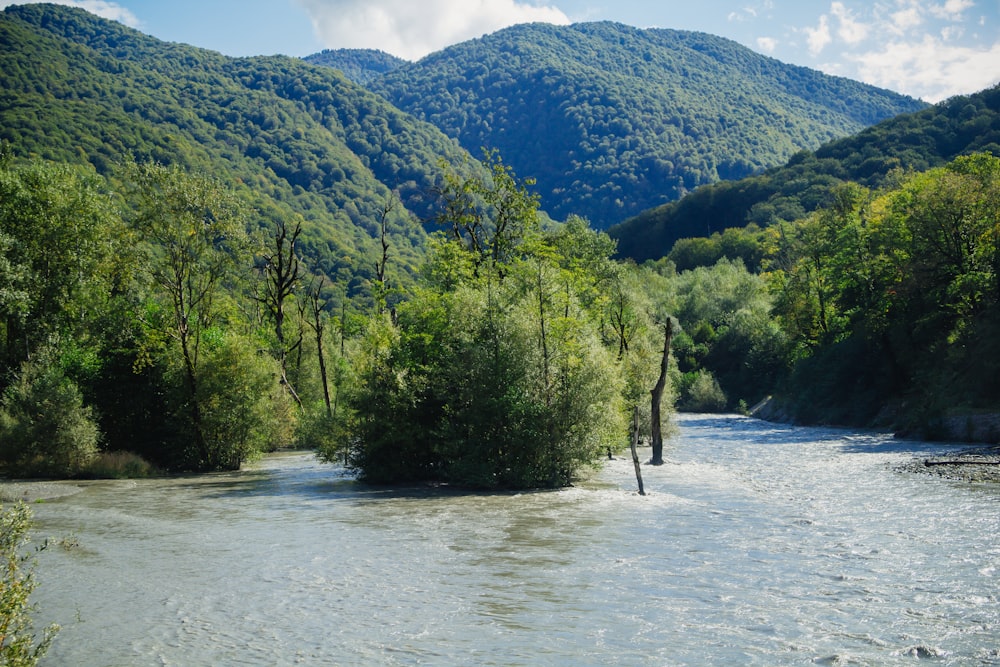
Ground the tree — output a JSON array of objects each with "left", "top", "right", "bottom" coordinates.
[
  {"left": 0, "top": 153, "right": 125, "bottom": 378},
  {"left": 348, "top": 152, "right": 625, "bottom": 488},
  {"left": 121, "top": 160, "right": 254, "bottom": 471},
  {"left": 649, "top": 317, "right": 675, "bottom": 465},
  {"left": 256, "top": 217, "right": 303, "bottom": 407},
  {"left": 0, "top": 345, "right": 100, "bottom": 477},
  {"left": 433, "top": 150, "right": 540, "bottom": 278},
  {"left": 0, "top": 502, "right": 58, "bottom": 666}
]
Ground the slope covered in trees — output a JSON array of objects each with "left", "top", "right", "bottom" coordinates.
[
  {"left": 304, "top": 48, "right": 408, "bottom": 86},
  {"left": 0, "top": 3, "right": 468, "bottom": 301},
  {"left": 611, "top": 83, "right": 1000, "bottom": 262},
  {"left": 356, "top": 21, "right": 925, "bottom": 229}
]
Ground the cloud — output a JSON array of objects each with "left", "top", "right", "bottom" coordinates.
[
  {"left": 293, "top": 0, "right": 571, "bottom": 60},
  {"left": 847, "top": 34, "right": 1000, "bottom": 102},
  {"left": 830, "top": 1, "right": 869, "bottom": 44},
  {"left": 928, "top": 0, "right": 974, "bottom": 21},
  {"left": 890, "top": 6, "right": 923, "bottom": 35},
  {"left": 0, "top": 0, "right": 139, "bottom": 26},
  {"left": 805, "top": 14, "right": 832, "bottom": 54},
  {"left": 756, "top": 36, "right": 777, "bottom": 53}
]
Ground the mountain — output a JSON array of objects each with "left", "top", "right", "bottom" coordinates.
[
  {"left": 304, "top": 49, "right": 408, "bottom": 86},
  {"left": 0, "top": 3, "right": 468, "bottom": 295},
  {"left": 348, "top": 21, "right": 926, "bottom": 229},
  {"left": 610, "top": 83, "right": 1000, "bottom": 263}
]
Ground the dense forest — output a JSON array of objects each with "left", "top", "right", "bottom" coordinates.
[
  {"left": 0, "top": 3, "right": 472, "bottom": 309},
  {"left": 304, "top": 48, "right": 407, "bottom": 86},
  {"left": 611, "top": 83, "right": 1000, "bottom": 262},
  {"left": 356, "top": 21, "right": 925, "bottom": 228}
]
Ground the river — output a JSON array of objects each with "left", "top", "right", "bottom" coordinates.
[{"left": 25, "top": 414, "right": 1000, "bottom": 665}]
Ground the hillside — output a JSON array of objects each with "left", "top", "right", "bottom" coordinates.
[
  {"left": 353, "top": 21, "right": 926, "bottom": 229},
  {"left": 304, "top": 49, "right": 408, "bottom": 85},
  {"left": 610, "top": 83, "right": 1000, "bottom": 262},
  {"left": 0, "top": 3, "right": 469, "bottom": 296}
]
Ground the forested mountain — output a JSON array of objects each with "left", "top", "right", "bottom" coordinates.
[
  {"left": 611, "top": 83, "right": 1000, "bottom": 262},
  {"left": 0, "top": 3, "right": 468, "bottom": 297},
  {"left": 351, "top": 21, "right": 926, "bottom": 228},
  {"left": 304, "top": 48, "right": 408, "bottom": 86}
]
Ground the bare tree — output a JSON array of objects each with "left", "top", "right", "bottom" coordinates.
[
  {"left": 649, "top": 317, "right": 675, "bottom": 466},
  {"left": 305, "top": 277, "right": 332, "bottom": 418},
  {"left": 257, "top": 218, "right": 303, "bottom": 407}
]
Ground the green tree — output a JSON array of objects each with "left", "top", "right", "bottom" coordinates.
[
  {"left": 0, "top": 152, "right": 125, "bottom": 378},
  {"left": 121, "top": 160, "right": 254, "bottom": 471},
  {"left": 433, "top": 150, "right": 540, "bottom": 278},
  {"left": 0, "top": 344, "right": 100, "bottom": 477},
  {"left": 347, "top": 152, "right": 625, "bottom": 488}
]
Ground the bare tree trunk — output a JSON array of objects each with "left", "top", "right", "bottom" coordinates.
[
  {"left": 306, "top": 280, "right": 332, "bottom": 418},
  {"left": 258, "top": 219, "right": 303, "bottom": 408},
  {"left": 630, "top": 406, "right": 645, "bottom": 495},
  {"left": 373, "top": 192, "right": 396, "bottom": 314},
  {"left": 650, "top": 318, "right": 674, "bottom": 465},
  {"left": 178, "top": 322, "right": 210, "bottom": 468}
]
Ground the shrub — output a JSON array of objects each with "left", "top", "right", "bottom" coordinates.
[
  {"left": 0, "top": 502, "right": 58, "bottom": 665},
  {"left": 682, "top": 369, "right": 728, "bottom": 412},
  {"left": 80, "top": 451, "right": 156, "bottom": 479},
  {"left": 0, "top": 348, "right": 100, "bottom": 477}
]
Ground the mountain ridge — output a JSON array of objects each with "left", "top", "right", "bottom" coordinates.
[
  {"left": 348, "top": 21, "right": 926, "bottom": 228},
  {"left": 609, "top": 82, "right": 1000, "bottom": 262}
]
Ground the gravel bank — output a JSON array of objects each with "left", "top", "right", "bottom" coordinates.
[
  {"left": 896, "top": 447, "right": 1000, "bottom": 483},
  {"left": 0, "top": 480, "right": 85, "bottom": 503}
]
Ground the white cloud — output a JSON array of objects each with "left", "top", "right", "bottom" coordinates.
[
  {"left": 890, "top": 6, "right": 923, "bottom": 35},
  {"left": 830, "top": 1, "right": 869, "bottom": 43},
  {"left": 293, "top": 0, "right": 571, "bottom": 60},
  {"left": 928, "top": 0, "right": 974, "bottom": 21},
  {"left": 756, "top": 36, "right": 777, "bottom": 53},
  {"left": 0, "top": 0, "right": 139, "bottom": 26},
  {"left": 847, "top": 34, "right": 1000, "bottom": 101},
  {"left": 805, "top": 14, "right": 832, "bottom": 54}
]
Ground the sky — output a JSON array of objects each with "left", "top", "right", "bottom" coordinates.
[{"left": 3, "top": 0, "right": 999, "bottom": 102}]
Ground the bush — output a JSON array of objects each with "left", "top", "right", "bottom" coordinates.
[
  {"left": 681, "top": 369, "right": 728, "bottom": 412},
  {"left": 0, "top": 348, "right": 100, "bottom": 477},
  {"left": 0, "top": 502, "right": 58, "bottom": 665},
  {"left": 80, "top": 451, "right": 157, "bottom": 479}
]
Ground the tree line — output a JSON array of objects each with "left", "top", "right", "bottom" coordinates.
[
  {"left": 0, "top": 146, "right": 681, "bottom": 485},
  {"left": 650, "top": 152, "right": 1000, "bottom": 433}
]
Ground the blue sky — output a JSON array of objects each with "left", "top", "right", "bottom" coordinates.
[{"left": 4, "top": 0, "right": 999, "bottom": 102}]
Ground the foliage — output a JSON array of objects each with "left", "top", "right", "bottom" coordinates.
[
  {"left": 346, "top": 157, "right": 628, "bottom": 488},
  {"left": 0, "top": 345, "right": 100, "bottom": 477},
  {"left": 0, "top": 3, "right": 469, "bottom": 303},
  {"left": 680, "top": 369, "right": 727, "bottom": 412},
  {"left": 763, "top": 153, "right": 1000, "bottom": 429},
  {"left": 0, "top": 152, "right": 125, "bottom": 377},
  {"left": 612, "top": 83, "right": 1000, "bottom": 263},
  {"left": 367, "top": 21, "right": 924, "bottom": 228},
  {"left": 0, "top": 503, "right": 57, "bottom": 666},
  {"left": 186, "top": 332, "right": 289, "bottom": 470},
  {"left": 79, "top": 451, "right": 156, "bottom": 479},
  {"left": 303, "top": 48, "right": 407, "bottom": 85}
]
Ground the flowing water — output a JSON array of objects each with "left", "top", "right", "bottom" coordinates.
[{"left": 25, "top": 414, "right": 1000, "bottom": 665}]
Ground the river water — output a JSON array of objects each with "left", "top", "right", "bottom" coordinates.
[{"left": 26, "top": 414, "right": 1000, "bottom": 666}]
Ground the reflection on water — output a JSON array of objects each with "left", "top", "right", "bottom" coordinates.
[{"left": 29, "top": 415, "right": 1000, "bottom": 666}]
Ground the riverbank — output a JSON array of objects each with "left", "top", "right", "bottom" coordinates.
[
  {"left": 0, "top": 480, "right": 85, "bottom": 503},
  {"left": 895, "top": 447, "right": 1000, "bottom": 483}
]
